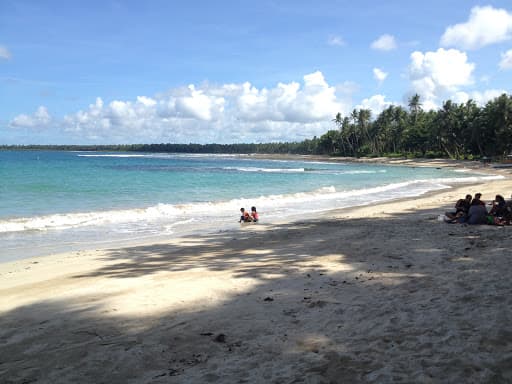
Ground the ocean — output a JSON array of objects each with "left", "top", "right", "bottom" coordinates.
[{"left": 0, "top": 150, "right": 500, "bottom": 262}]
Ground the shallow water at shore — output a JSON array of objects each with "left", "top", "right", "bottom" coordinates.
[{"left": 0, "top": 151, "right": 501, "bottom": 261}]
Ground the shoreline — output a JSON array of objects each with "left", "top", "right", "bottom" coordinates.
[
  {"left": 1, "top": 157, "right": 507, "bottom": 264},
  {"left": 2, "top": 159, "right": 512, "bottom": 382},
  {"left": 246, "top": 153, "right": 493, "bottom": 168}
]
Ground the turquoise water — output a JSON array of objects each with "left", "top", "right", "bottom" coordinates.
[{"left": 0, "top": 150, "right": 498, "bottom": 261}]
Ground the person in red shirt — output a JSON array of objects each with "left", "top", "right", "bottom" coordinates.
[{"left": 251, "top": 206, "right": 259, "bottom": 222}]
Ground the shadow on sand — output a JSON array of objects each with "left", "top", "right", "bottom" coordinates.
[{"left": 1, "top": 209, "right": 511, "bottom": 383}]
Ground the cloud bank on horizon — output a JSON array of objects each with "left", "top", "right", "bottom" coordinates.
[{"left": 1, "top": 2, "right": 512, "bottom": 144}]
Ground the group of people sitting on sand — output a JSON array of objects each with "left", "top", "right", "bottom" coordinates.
[
  {"left": 444, "top": 193, "right": 512, "bottom": 225},
  {"left": 239, "top": 206, "right": 259, "bottom": 223}
]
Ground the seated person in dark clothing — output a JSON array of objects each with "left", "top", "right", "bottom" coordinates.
[
  {"left": 470, "top": 192, "right": 485, "bottom": 206},
  {"left": 466, "top": 203, "right": 488, "bottom": 225},
  {"left": 445, "top": 194, "right": 472, "bottom": 219},
  {"left": 489, "top": 195, "right": 507, "bottom": 217},
  {"left": 505, "top": 194, "right": 512, "bottom": 222}
]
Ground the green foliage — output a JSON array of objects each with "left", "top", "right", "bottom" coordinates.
[{"left": 327, "top": 93, "right": 512, "bottom": 159}]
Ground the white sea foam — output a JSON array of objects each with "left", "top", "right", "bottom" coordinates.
[
  {"left": 223, "top": 166, "right": 306, "bottom": 173},
  {"left": 222, "top": 167, "right": 386, "bottom": 174},
  {"left": 0, "top": 174, "right": 501, "bottom": 235},
  {"left": 78, "top": 154, "right": 149, "bottom": 158},
  {"left": 330, "top": 170, "right": 387, "bottom": 175},
  {"left": 77, "top": 153, "right": 243, "bottom": 159}
]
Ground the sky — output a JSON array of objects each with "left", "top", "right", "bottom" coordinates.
[{"left": 1, "top": 0, "right": 512, "bottom": 145}]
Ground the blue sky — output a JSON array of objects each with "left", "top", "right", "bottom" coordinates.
[{"left": 1, "top": 0, "right": 512, "bottom": 144}]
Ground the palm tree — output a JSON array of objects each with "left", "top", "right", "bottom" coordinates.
[
  {"left": 332, "top": 112, "right": 343, "bottom": 129},
  {"left": 408, "top": 93, "right": 422, "bottom": 113},
  {"left": 408, "top": 93, "right": 422, "bottom": 123},
  {"left": 357, "top": 108, "right": 374, "bottom": 154}
]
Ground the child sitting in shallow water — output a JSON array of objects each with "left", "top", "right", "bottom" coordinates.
[
  {"left": 239, "top": 208, "right": 252, "bottom": 223},
  {"left": 250, "top": 206, "right": 259, "bottom": 222},
  {"left": 239, "top": 207, "right": 259, "bottom": 223}
]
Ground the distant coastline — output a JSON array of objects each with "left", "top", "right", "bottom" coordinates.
[
  {"left": 0, "top": 143, "right": 317, "bottom": 155},
  {"left": 1, "top": 144, "right": 498, "bottom": 169}
]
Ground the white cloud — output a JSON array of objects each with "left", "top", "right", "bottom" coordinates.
[
  {"left": 440, "top": 6, "right": 512, "bottom": 50},
  {"left": 408, "top": 48, "right": 475, "bottom": 109},
  {"left": 373, "top": 68, "right": 388, "bottom": 83},
  {"left": 356, "top": 95, "right": 395, "bottom": 116},
  {"left": 371, "top": 34, "right": 397, "bottom": 51},
  {"left": 173, "top": 85, "right": 225, "bottom": 121},
  {"left": 452, "top": 89, "right": 508, "bottom": 105},
  {"left": 327, "top": 35, "right": 345, "bottom": 46},
  {"left": 136, "top": 96, "right": 157, "bottom": 106},
  {"left": 10, "top": 106, "right": 51, "bottom": 128},
  {"left": 499, "top": 49, "right": 512, "bottom": 70},
  {"left": 232, "top": 71, "right": 345, "bottom": 123},
  {"left": 0, "top": 45, "right": 11, "bottom": 60},
  {"left": 12, "top": 72, "right": 352, "bottom": 143}
]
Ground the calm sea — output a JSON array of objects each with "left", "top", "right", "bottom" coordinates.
[{"left": 0, "top": 150, "right": 499, "bottom": 261}]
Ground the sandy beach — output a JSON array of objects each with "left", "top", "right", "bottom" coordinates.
[{"left": 1, "top": 159, "right": 512, "bottom": 383}]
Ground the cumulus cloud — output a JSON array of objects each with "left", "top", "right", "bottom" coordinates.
[
  {"left": 171, "top": 85, "right": 225, "bottom": 121},
  {"left": 231, "top": 71, "right": 343, "bottom": 123},
  {"left": 0, "top": 45, "right": 12, "bottom": 60},
  {"left": 356, "top": 95, "right": 395, "bottom": 116},
  {"left": 373, "top": 68, "right": 388, "bottom": 84},
  {"left": 11, "top": 72, "right": 352, "bottom": 143},
  {"left": 452, "top": 89, "right": 508, "bottom": 105},
  {"left": 499, "top": 49, "right": 512, "bottom": 70},
  {"left": 408, "top": 48, "right": 475, "bottom": 109},
  {"left": 440, "top": 6, "right": 512, "bottom": 50},
  {"left": 10, "top": 106, "right": 51, "bottom": 128},
  {"left": 371, "top": 34, "right": 397, "bottom": 51}
]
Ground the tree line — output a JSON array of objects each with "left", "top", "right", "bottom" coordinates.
[
  {"left": 324, "top": 93, "right": 512, "bottom": 159},
  {"left": 0, "top": 142, "right": 316, "bottom": 154},
  {"left": 2, "top": 93, "right": 511, "bottom": 159}
]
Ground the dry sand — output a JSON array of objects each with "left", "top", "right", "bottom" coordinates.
[{"left": 1, "top": 159, "right": 512, "bottom": 383}]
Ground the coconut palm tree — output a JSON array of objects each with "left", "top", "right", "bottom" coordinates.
[{"left": 408, "top": 93, "right": 422, "bottom": 123}]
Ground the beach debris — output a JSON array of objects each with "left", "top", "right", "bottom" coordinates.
[
  {"left": 200, "top": 332, "right": 213, "bottom": 336},
  {"left": 214, "top": 333, "right": 226, "bottom": 343},
  {"left": 308, "top": 300, "right": 328, "bottom": 308},
  {"left": 263, "top": 296, "right": 274, "bottom": 302},
  {"left": 72, "top": 329, "right": 104, "bottom": 340},
  {"left": 282, "top": 309, "right": 298, "bottom": 317}
]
